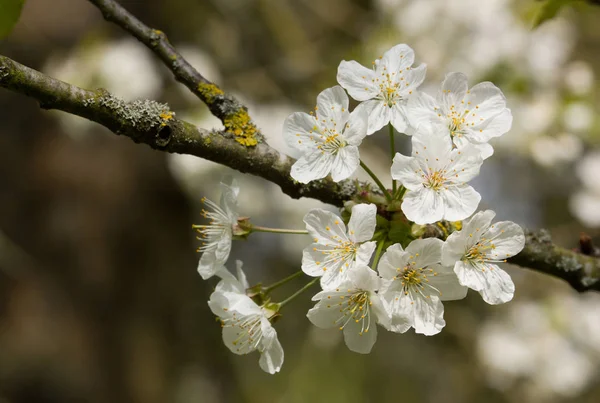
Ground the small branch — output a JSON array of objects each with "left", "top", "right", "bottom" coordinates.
[
  {"left": 0, "top": 55, "right": 356, "bottom": 207},
  {"left": 88, "top": 0, "right": 262, "bottom": 147},
  {"left": 508, "top": 229, "right": 600, "bottom": 292}
]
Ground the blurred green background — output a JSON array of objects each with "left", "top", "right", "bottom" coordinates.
[{"left": 1, "top": 0, "right": 600, "bottom": 402}]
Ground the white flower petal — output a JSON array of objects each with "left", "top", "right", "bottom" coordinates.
[
  {"left": 401, "top": 188, "right": 445, "bottom": 225},
  {"left": 412, "top": 294, "right": 445, "bottom": 336},
  {"left": 390, "top": 102, "right": 408, "bottom": 133},
  {"left": 290, "top": 151, "right": 334, "bottom": 183},
  {"left": 356, "top": 99, "right": 391, "bottom": 135},
  {"left": 347, "top": 203, "right": 377, "bottom": 243},
  {"left": 259, "top": 336, "right": 284, "bottom": 374},
  {"left": 383, "top": 293, "right": 413, "bottom": 333},
  {"left": 405, "top": 238, "right": 443, "bottom": 268},
  {"left": 347, "top": 265, "right": 381, "bottom": 292},
  {"left": 462, "top": 210, "right": 496, "bottom": 235},
  {"left": 258, "top": 321, "right": 284, "bottom": 374},
  {"left": 222, "top": 325, "right": 249, "bottom": 355},
  {"left": 343, "top": 317, "right": 377, "bottom": 354},
  {"left": 320, "top": 263, "right": 351, "bottom": 289},
  {"left": 439, "top": 72, "right": 468, "bottom": 110},
  {"left": 330, "top": 146, "right": 360, "bottom": 182},
  {"left": 405, "top": 91, "right": 442, "bottom": 132},
  {"left": 343, "top": 107, "right": 369, "bottom": 146},
  {"left": 198, "top": 251, "right": 220, "bottom": 280},
  {"left": 302, "top": 243, "right": 328, "bottom": 277},
  {"left": 411, "top": 124, "right": 453, "bottom": 164},
  {"left": 441, "top": 184, "right": 481, "bottom": 222},
  {"left": 467, "top": 108, "right": 512, "bottom": 143},
  {"left": 391, "top": 152, "right": 424, "bottom": 191},
  {"left": 336, "top": 60, "right": 378, "bottom": 101},
  {"left": 316, "top": 85, "right": 350, "bottom": 127},
  {"left": 464, "top": 81, "right": 506, "bottom": 124},
  {"left": 404, "top": 63, "right": 427, "bottom": 92},
  {"left": 380, "top": 44, "right": 415, "bottom": 74},
  {"left": 234, "top": 260, "right": 249, "bottom": 290},
  {"left": 370, "top": 294, "right": 391, "bottom": 330},
  {"left": 454, "top": 261, "right": 515, "bottom": 304},
  {"left": 356, "top": 241, "right": 376, "bottom": 267},
  {"left": 307, "top": 295, "right": 346, "bottom": 328},
  {"left": 426, "top": 264, "right": 468, "bottom": 301},
  {"left": 377, "top": 243, "right": 407, "bottom": 280},
  {"left": 441, "top": 233, "right": 466, "bottom": 267},
  {"left": 447, "top": 145, "right": 483, "bottom": 183},
  {"left": 214, "top": 232, "right": 233, "bottom": 262},
  {"left": 303, "top": 209, "right": 348, "bottom": 244},
  {"left": 484, "top": 221, "right": 526, "bottom": 259},
  {"left": 283, "top": 112, "right": 320, "bottom": 152}
]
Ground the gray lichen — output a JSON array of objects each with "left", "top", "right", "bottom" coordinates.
[{"left": 84, "top": 92, "right": 173, "bottom": 133}]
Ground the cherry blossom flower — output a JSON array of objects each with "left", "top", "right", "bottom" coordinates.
[
  {"left": 378, "top": 239, "right": 467, "bottom": 335},
  {"left": 442, "top": 210, "right": 525, "bottom": 305},
  {"left": 405, "top": 72, "right": 512, "bottom": 159},
  {"left": 307, "top": 265, "right": 390, "bottom": 354},
  {"left": 302, "top": 204, "right": 377, "bottom": 288},
  {"left": 208, "top": 261, "right": 284, "bottom": 374},
  {"left": 391, "top": 127, "right": 483, "bottom": 224},
  {"left": 283, "top": 86, "right": 368, "bottom": 183},
  {"left": 193, "top": 179, "right": 239, "bottom": 280},
  {"left": 337, "top": 44, "right": 426, "bottom": 134}
]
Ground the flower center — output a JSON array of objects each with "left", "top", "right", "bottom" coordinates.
[
  {"left": 464, "top": 237, "right": 497, "bottom": 265},
  {"left": 424, "top": 170, "right": 447, "bottom": 191},
  {"left": 316, "top": 129, "right": 346, "bottom": 154},
  {"left": 315, "top": 241, "right": 357, "bottom": 273},
  {"left": 223, "top": 313, "right": 264, "bottom": 354},
  {"left": 334, "top": 290, "right": 372, "bottom": 335},
  {"left": 394, "top": 259, "right": 440, "bottom": 298},
  {"left": 445, "top": 105, "right": 476, "bottom": 137},
  {"left": 192, "top": 197, "right": 232, "bottom": 252}
]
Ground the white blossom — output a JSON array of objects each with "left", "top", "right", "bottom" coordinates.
[
  {"left": 302, "top": 204, "right": 377, "bottom": 289},
  {"left": 391, "top": 127, "right": 483, "bottom": 224},
  {"left": 194, "top": 178, "right": 239, "bottom": 279},
  {"left": 442, "top": 210, "right": 525, "bottom": 305},
  {"left": 405, "top": 72, "right": 512, "bottom": 159},
  {"left": 307, "top": 265, "right": 390, "bottom": 354},
  {"left": 378, "top": 239, "right": 467, "bottom": 336},
  {"left": 208, "top": 261, "right": 284, "bottom": 374},
  {"left": 337, "top": 44, "right": 426, "bottom": 134},
  {"left": 283, "top": 86, "right": 368, "bottom": 183}
]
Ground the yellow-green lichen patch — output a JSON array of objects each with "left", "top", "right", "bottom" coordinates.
[
  {"left": 159, "top": 111, "right": 175, "bottom": 127},
  {"left": 197, "top": 82, "right": 224, "bottom": 105},
  {"left": 224, "top": 109, "right": 259, "bottom": 147}
]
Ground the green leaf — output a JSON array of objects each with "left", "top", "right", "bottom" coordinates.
[
  {"left": 531, "top": 0, "right": 577, "bottom": 28},
  {"left": 0, "top": 0, "right": 25, "bottom": 40}
]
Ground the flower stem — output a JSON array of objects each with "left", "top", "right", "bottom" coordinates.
[
  {"left": 251, "top": 226, "right": 308, "bottom": 235},
  {"left": 372, "top": 239, "right": 386, "bottom": 269},
  {"left": 279, "top": 278, "right": 319, "bottom": 308},
  {"left": 389, "top": 124, "right": 397, "bottom": 194},
  {"left": 360, "top": 160, "right": 393, "bottom": 202},
  {"left": 263, "top": 271, "right": 303, "bottom": 294},
  {"left": 396, "top": 185, "right": 407, "bottom": 200}
]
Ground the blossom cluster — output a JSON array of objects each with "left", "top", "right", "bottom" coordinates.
[{"left": 193, "top": 44, "right": 525, "bottom": 374}]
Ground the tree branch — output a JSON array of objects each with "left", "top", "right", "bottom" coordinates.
[
  {"left": 87, "top": 0, "right": 264, "bottom": 148},
  {"left": 2, "top": 5, "right": 600, "bottom": 293},
  {"left": 509, "top": 229, "right": 600, "bottom": 292},
  {"left": 0, "top": 55, "right": 355, "bottom": 206}
]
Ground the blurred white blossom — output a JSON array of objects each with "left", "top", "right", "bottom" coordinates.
[{"left": 478, "top": 295, "right": 600, "bottom": 400}]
